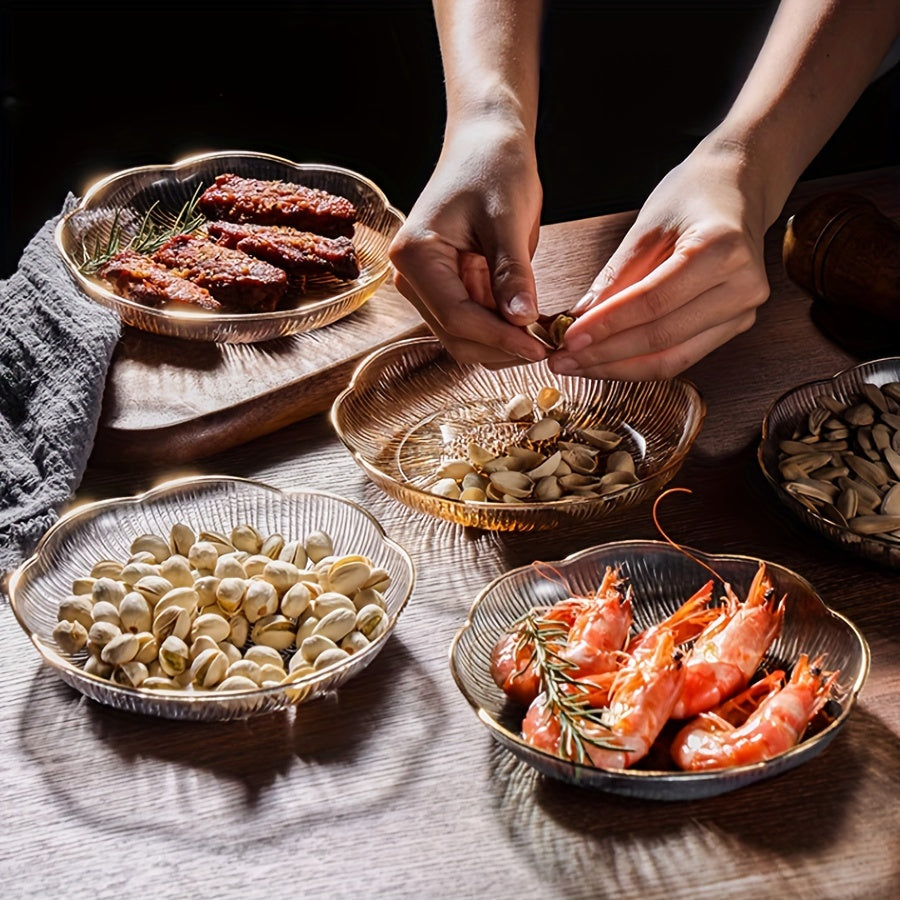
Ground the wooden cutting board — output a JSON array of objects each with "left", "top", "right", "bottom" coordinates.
[{"left": 92, "top": 281, "right": 429, "bottom": 467}]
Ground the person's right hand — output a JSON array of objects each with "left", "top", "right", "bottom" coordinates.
[{"left": 388, "top": 117, "right": 550, "bottom": 368}]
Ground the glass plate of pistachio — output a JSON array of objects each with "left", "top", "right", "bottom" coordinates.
[
  {"left": 7, "top": 476, "right": 415, "bottom": 721},
  {"left": 758, "top": 356, "right": 900, "bottom": 569},
  {"left": 330, "top": 336, "right": 706, "bottom": 531}
]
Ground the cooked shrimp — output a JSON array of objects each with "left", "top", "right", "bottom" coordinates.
[
  {"left": 671, "top": 654, "right": 840, "bottom": 771},
  {"left": 627, "top": 579, "right": 717, "bottom": 654},
  {"left": 560, "top": 566, "right": 633, "bottom": 678},
  {"left": 671, "top": 562, "right": 785, "bottom": 719},
  {"left": 490, "top": 599, "right": 581, "bottom": 706},
  {"left": 523, "top": 629, "right": 686, "bottom": 769}
]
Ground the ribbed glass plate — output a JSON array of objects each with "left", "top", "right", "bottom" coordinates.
[
  {"left": 450, "top": 540, "right": 869, "bottom": 800},
  {"left": 330, "top": 336, "right": 706, "bottom": 531},
  {"left": 8, "top": 476, "right": 415, "bottom": 721},
  {"left": 54, "top": 150, "right": 404, "bottom": 343},
  {"left": 758, "top": 356, "right": 900, "bottom": 569}
]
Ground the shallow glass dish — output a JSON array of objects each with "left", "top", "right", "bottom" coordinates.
[
  {"left": 450, "top": 540, "right": 868, "bottom": 801},
  {"left": 8, "top": 476, "right": 415, "bottom": 722},
  {"left": 54, "top": 150, "right": 405, "bottom": 343},
  {"left": 330, "top": 336, "right": 706, "bottom": 531},
  {"left": 758, "top": 357, "right": 900, "bottom": 570}
]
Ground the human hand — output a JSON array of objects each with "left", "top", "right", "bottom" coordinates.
[
  {"left": 548, "top": 147, "right": 772, "bottom": 380},
  {"left": 389, "top": 119, "right": 550, "bottom": 368}
]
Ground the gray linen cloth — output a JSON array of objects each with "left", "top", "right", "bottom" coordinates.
[{"left": 0, "top": 196, "right": 121, "bottom": 580}]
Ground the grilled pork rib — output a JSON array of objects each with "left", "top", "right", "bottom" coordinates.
[
  {"left": 198, "top": 173, "right": 358, "bottom": 238},
  {"left": 206, "top": 220, "right": 360, "bottom": 280},
  {"left": 153, "top": 233, "right": 288, "bottom": 312},
  {"left": 99, "top": 248, "right": 222, "bottom": 311}
]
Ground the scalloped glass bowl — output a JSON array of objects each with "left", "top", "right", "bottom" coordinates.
[
  {"left": 54, "top": 150, "right": 405, "bottom": 343},
  {"left": 8, "top": 476, "right": 415, "bottom": 721},
  {"left": 450, "top": 540, "right": 869, "bottom": 800},
  {"left": 330, "top": 336, "right": 706, "bottom": 531},
  {"left": 759, "top": 357, "right": 900, "bottom": 569}
]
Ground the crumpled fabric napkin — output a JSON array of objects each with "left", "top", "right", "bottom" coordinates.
[{"left": 0, "top": 195, "right": 121, "bottom": 581}]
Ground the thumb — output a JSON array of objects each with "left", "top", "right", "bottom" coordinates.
[{"left": 485, "top": 224, "right": 540, "bottom": 325}]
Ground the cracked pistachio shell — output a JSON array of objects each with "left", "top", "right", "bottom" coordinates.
[
  {"left": 311, "top": 590, "right": 356, "bottom": 618},
  {"left": 91, "top": 576, "right": 127, "bottom": 608},
  {"left": 112, "top": 660, "right": 149, "bottom": 688},
  {"left": 505, "top": 393, "right": 534, "bottom": 421},
  {"left": 189, "top": 634, "right": 220, "bottom": 661},
  {"left": 130, "top": 533, "right": 171, "bottom": 563},
  {"left": 216, "top": 577, "right": 247, "bottom": 614},
  {"left": 169, "top": 522, "right": 195, "bottom": 557},
  {"left": 100, "top": 632, "right": 140, "bottom": 666},
  {"left": 278, "top": 540, "right": 308, "bottom": 569},
  {"left": 53, "top": 619, "right": 88, "bottom": 654},
  {"left": 133, "top": 632, "right": 159, "bottom": 665},
  {"left": 356, "top": 604, "right": 388, "bottom": 640},
  {"left": 187, "top": 541, "right": 219, "bottom": 574},
  {"left": 141, "top": 676, "right": 181, "bottom": 691},
  {"left": 304, "top": 530, "right": 334, "bottom": 564},
  {"left": 242, "top": 579, "right": 279, "bottom": 623},
  {"left": 159, "top": 635, "right": 190, "bottom": 676},
  {"left": 295, "top": 615, "right": 319, "bottom": 643},
  {"left": 230, "top": 523, "right": 263, "bottom": 554},
  {"left": 244, "top": 645, "right": 285, "bottom": 669},
  {"left": 312, "top": 607, "right": 357, "bottom": 643},
  {"left": 340, "top": 630, "right": 371, "bottom": 654},
  {"left": 216, "top": 675, "right": 260, "bottom": 692},
  {"left": 87, "top": 620, "right": 121, "bottom": 655},
  {"left": 300, "top": 633, "right": 339, "bottom": 664},
  {"left": 133, "top": 574, "right": 175, "bottom": 606},
  {"left": 152, "top": 605, "right": 192, "bottom": 643},
  {"left": 250, "top": 614, "right": 296, "bottom": 651},
  {"left": 314, "top": 647, "right": 351, "bottom": 670},
  {"left": 213, "top": 552, "right": 247, "bottom": 580},
  {"left": 90, "top": 559, "right": 124, "bottom": 580},
  {"left": 218, "top": 640, "right": 243, "bottom": 665},
  {"left": 190, "top": 647, "right": 229, "bottom": 688},
  {"left": 281, "top": 582, "right": 314, "bottom": 620},
  {"left": 84, "top": 656, "right": 113, "bottom": 679},
  {"left": 228, "top": 614, "right": 250, "bottom": 648},
  {"left": 325, "top": 557, "right": 372, "bottom": 596},
  {"left": 58, "top": 594, "right": 94, "bottom": 630},
  {"left": 119, "top": 561, "right": 158, "bottom": 588},
  {"left": 362, "top": 567, "right": 391, "bottom": 592},
  {"left": 263, "top": 559, "right": 301, "bottom": 595},
  {"left": 91, "top": 600, "right": 121, "bottom": 628},
  {"left": 352, "top": 586, "right": 386, "bottom": 612},
  {"left": 154, "top": 586, "right": 199, "bottom": 618},
  {"left": 225, "top": 659, "right": 264, "bottom": 686},
  {"left": 119, "top": 591, "right": 153, "bottom": 633},
  {"left": 71, "top": 576, "right": 96, "bottom": 596},
  {"left": 242, "top": 554, "right": 273, "bottom": 578},
  {"left": 158, "top": 554, "right": 194, "bottom": 588},
  {"left": 190, "top": 612, "right": 232, "bottom": 644},
  {"left": 260, "top": 532, "right": 285, "bottom": 559}
]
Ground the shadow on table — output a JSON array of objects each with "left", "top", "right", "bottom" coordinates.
[{"left": 484, "top": 706, "right": 900, "bottom": 895}]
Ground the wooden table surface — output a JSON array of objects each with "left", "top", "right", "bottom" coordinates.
[{"left": 2, "top": 166, "right": 898, "bottom": 900}]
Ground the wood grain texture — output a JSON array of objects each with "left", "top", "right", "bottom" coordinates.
[
  {"left": 2, "top": 167, "right": 898, "bottom": 900},
  {"left": 93, "top": 282, "right": 429, "bottom": 467}
]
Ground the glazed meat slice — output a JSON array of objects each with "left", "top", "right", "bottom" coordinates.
[
  {"left": 198, "top": 173, "right": 358, "bottom": 238},
  {"left": 153, "top": 233, "right": 288, "bottom": 312},
  {"left": 206, "top": 221, "right": 360, "bottom": 280},
  {"left": 99, "top": 248, "right": 222, "bottom": 311}
]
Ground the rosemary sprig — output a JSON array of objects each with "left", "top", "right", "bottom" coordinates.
[
  {"left": 514, "top": 611, "right": 625, "bottom": 763},
  {"left": 78, "top": 183, "right": 207, "bottom": 274}
]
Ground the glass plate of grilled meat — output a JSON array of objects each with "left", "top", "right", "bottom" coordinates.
[{"left": 55, "top": 150, "right": 404, "bottom": 343}]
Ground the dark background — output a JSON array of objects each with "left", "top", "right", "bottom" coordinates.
[{"left": 1, "top": 0, "right": 898, "bottom": 279}]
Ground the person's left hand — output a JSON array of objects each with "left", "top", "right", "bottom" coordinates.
[{"left": 548, "top": 144, "right": 772, "bottom": 381}]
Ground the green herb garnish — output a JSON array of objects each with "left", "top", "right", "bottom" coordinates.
[
  {"left": 514, "top": 611, "right": 624, "bottom": 763},
  {"left": 78, "top": 183, "right": 207, "bottom": 274}
]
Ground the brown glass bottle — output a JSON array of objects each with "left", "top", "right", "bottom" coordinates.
[{"left": 783, "top": 191, "right": 900, "bottom": 356}]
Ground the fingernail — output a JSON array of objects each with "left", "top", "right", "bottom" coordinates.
[
  {"left": 569, "top": 290, "right": 595, "bottom": 315},
  {"left": 508, "top": 292, "right": 536, "bottom": 318},
  {"left": 550, "top": 355, "right": 576, "bottom": 374},
  {"left": 563, "top": 331, "right": 591, "bottom": 352}
]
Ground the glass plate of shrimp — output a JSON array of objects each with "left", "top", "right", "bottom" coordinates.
[{"left": 449, "top": 540, "right": 869, "bottom": 800}]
